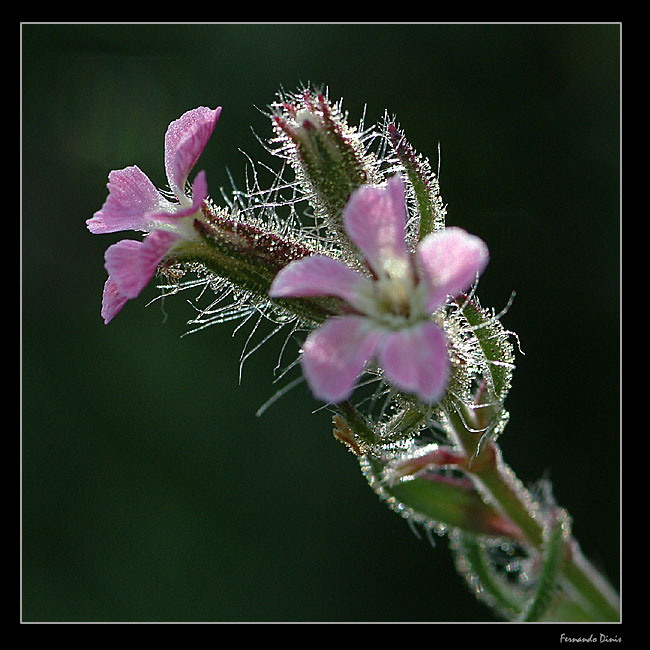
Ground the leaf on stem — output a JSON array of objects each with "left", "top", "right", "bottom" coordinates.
[{"left": 361, "top": 454, "right": 523, "bottom": 540}]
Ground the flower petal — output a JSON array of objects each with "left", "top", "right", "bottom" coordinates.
[
  {"left": 269, "top": 255, "right": 370, "bottom": 309},
  {"left": 100, "top": 277, "right": 129, "bottom": 324},
  {"left": 164, "top": 106, "right": 222, "bottom": 200},
  {"left": 301, "top": 316, "right": 383, "bottom": 403},
  {"left": 378, "top": 321, "right": 449, "bottom": 403},
  {"left": 87, "top": 166, "right": 169, "bottom": 234},
  {"left": 189, "top": 169, "right": 209, "bottom": 207},
  {"left": 416, "top": 227, "right": 489, "bottom": 312},
  {"left": 104, "top": 230, "right": 181, "bottom": 300},
  {"left": 147, "top": 170, "right": 210, "bottom": 226},
  {"left": 343, "top": 175, "right": 410, "bottom": 278}
]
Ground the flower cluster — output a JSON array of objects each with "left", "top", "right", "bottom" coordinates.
[
  {"left": 86, "top": 93, "right": 620, "bottom": 622},
  {"left": 88, "top": 103, "right": 488, "bottom": 409}
]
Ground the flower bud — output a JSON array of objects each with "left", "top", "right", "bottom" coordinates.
[
  {"left": 387, "top": 123, "right": 446, "bottom": 239},
  {"left": 271, "top": 89, "right": 379, "bottom": 240}
]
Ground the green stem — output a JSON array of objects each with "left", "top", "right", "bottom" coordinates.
[
  {"left": 561, "top": 545, "right": 621, "bottom": 622},
  {"left": 476, "top": 453, "right": 545, "bottom": 549},
  {"left": 446, "top": 408, "right": 620, "bottom": 621}
]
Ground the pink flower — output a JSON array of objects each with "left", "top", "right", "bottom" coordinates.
[
  {"left": 269, "top": 175, "right": 489, "bottom": 404},
  {"left": 87, "top": 106, "right": 222, "bottom": 323}
]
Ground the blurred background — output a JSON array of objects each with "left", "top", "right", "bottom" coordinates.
[{"left": 21, "top": 23, "right": 620, "bottom": 622}]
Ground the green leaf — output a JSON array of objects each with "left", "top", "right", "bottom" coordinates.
[
  {"left": 519, "top": 512, "right": 567, "bottom": 621},
  {"left": 363, "top": 457, "right": 521, "bottom": 540},
  {"left": 450, "top": 531, "right": 524, "bottom": 620}
]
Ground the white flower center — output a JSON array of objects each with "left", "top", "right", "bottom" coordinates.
[{"left": 357, "top": 272, "right": 429, "bottom": 330}]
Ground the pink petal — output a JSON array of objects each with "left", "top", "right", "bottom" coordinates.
[
  {"left": 100, "top": 277, "right": 129, "bottom": 324},
  {"left": 378, "top": 321, "right": 449, "bottom": 403},
  {"left": 301, "top": 316, "right": 384, "bottom": 403},
  {"left": 104, "top": 230, "right": 181, "bottom": 300},
  {"left": 269, "top": 255, "right": 370, "bottom": 309},
  {"left": 343, "top": 175, "right": 410, "bottom": 277},
  {"left": 147, "top": 170, "right": 210, "bottom": 226},
  {"left": 87, "top": 166, "right": 167, "bottom": 234},
  {"left": 189, "top": 169, "right": 209, "bottom": 207},
  {"left": 415, "top": 227, "right": 489, "bottom": 312},
  {"left": 164, "top": 106, "right": 221, "bottom": 200}
]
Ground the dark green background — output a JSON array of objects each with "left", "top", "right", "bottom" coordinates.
[{"left": 21, "top": 23, "right": 620, "bottom": 622}]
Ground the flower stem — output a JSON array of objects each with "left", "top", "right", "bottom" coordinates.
[
  {"left": 560, "top": 544, "right": 621, "bottom": 622},
  {"left": 446, "top": 407, "right": 620, "bottom": 621}
]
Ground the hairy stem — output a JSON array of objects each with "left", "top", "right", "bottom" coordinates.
[{"left": 446, "top": 408, "right": 619, "bottom": 621}]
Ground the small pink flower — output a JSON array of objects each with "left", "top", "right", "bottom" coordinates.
[
  {"left": 269, "top": 175, "right": 489, "bottom": 404},
  {"left": 87, "top": 106, "right": 222, "bottom": 323}
]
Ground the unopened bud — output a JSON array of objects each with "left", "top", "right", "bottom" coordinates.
[
  {"left": 271, "top": 89, "right": 379, "bottom": 240},
  {"left": 387, "top": 123, "right": 446, "bottom": 240}
]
